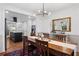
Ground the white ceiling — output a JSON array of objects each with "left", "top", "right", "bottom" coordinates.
[
  {"left": 5, "top": 10, "right": 35, "bottom": 22},
  {"left": 2, "top": 3, "right": 76, "bottom": 14},
  {"left": 4, "top": 3, "right": 78, "bottom": 22}
]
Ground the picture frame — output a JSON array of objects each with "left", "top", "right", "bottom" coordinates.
[{"left": 52, "top": 17, "right": 71, "bottom": 32}]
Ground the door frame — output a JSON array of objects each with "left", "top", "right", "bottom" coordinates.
[{"left": 4, "top": 9, "right": 29, "bottom": 51}]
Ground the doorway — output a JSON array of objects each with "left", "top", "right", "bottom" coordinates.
[{"left": 5, "top": 10, "right": 28, "bottom": 51}]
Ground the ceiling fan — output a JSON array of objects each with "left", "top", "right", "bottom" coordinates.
[{"left": 36, "top": 3, "right": 51, "bottom": 16}]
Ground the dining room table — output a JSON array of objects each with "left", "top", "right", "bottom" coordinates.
[{"left": 27, "top": 36, "right": 77, "bottom": 56}]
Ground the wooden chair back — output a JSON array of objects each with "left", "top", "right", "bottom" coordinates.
[
  {"left": 22, "top": 36, "right": 28, "bottom": 55},
  {"left": 43, "top": 33, "right": 49, "bottom": 38},
  {"left": 36, "top": 39, "right": 49, "bottom": 56},
  {"left": 55, "top": 34, "right": 66, "bottom": 42}
]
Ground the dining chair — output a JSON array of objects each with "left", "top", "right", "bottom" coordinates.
[
  {"left": 23, "top": 36, "right": 28, "bottom": 55},
  {"left": 43, "top": 33, "right": 49, "bottom": 38},
  {"left": 55, "top": 34, "right": 66, "bottom": 42},
  {"left": 23, "top": 36, "right": 37, "bottom": 56},
  {"left": 36, "top": 39, "right": 49, "bottom": 56}
]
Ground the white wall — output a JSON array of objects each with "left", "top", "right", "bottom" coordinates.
[
  {"left": 35, "top": 4, "right": 79, "bottom": 35},
  {"left": 34, "top": 18, "right": 42, "bottom": 33},
  {"left": 53, "top": 5, "right": 79, "bottom": 35},
  {"left": 33, "top": 16, "right": 52, "bottom": 33},
  {"left": 0, "top": 8, "right": 5, "bottom": 52},
  {"left": 27, "top": 19, "right": 32, "bottom": 36},
  {"left": 23, "top": 22, "right": 28, "bottom": 36},
  {"left": 40, "top": 18, "right": 52, "bottom": 33}
]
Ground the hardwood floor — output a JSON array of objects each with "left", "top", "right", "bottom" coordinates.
[{"left": 6, "top": 38, "right": 23, "bottom": 52}]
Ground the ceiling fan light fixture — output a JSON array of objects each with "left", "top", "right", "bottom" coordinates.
[
  {"left": 44, "top": 11, "right": 47, "bottom": 13},
  {"left": 36, "top": 3, "right": 52, "bottom": 16}
]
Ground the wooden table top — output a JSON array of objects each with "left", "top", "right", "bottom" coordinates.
[
  {"left": 48, "top": 43, "right": 73, "bottom": 55},
  {"left": 28, "top": 36, "right": 77, "bottom": 55}
]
